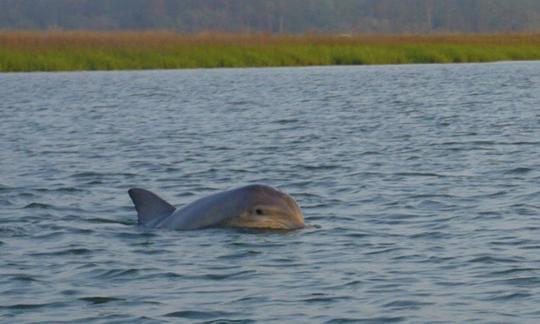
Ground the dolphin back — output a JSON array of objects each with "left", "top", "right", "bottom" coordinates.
[
  {"left": 154, "top": 189, "right": 241, "bottom": 230},
  {"left": 128, "top": 188, "right": 176, "bottom": 226}
]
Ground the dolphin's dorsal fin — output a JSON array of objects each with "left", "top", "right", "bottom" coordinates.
[{"left": 128, "top": 188, "right": 176, "bottom": 225}]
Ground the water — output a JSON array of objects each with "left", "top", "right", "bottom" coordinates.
[{"left": 1, "top": 62, "right": 540, "bottom": 323}]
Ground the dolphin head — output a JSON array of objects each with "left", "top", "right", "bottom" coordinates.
[{"left": 225, "top": 185, "right": 304, "bottom": 230}]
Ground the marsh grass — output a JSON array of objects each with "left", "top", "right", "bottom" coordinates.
[{"left": 1, "top": 31, "right": 540, "bottom": 71}]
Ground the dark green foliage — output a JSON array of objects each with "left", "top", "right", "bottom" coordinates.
[{"left": 1, "top": 0, "right": 540, "bottom": 33}]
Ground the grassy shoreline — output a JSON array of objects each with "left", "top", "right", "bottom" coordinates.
[{"left": 1, "top": 32, "right": 540, "bottom": 72}]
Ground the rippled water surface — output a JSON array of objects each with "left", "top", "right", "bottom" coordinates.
[{"left": 1, "top": 63, "right": 540, "bottom": 323}]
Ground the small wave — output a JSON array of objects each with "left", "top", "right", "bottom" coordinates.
[
  {"left": 164, "top": 310, "right": 238, "bottom": 319},
  {"left": 0, "top": 226, "right": 30, "bottom": 237},
  {"left": 227, "top": 100, "right": 254, "bottom": 106},
  {"left": 85, "top": 180, "right": 103, "bottom": 185},
  {"left": 115, "top": 231, "right": 158, "bottom": 240},
  {"left": 23, "top": 202, "right": 52, "bottom": 209},
  {"left": 79, "top": 296, "right": 124, "bottom": 304},
  {"left": 470, "top": 190, "right": 508, "bottom": 199},
  {"left": 301, "top": 164, "right": 340, "bottom": 171},
  {"left": 217, "top": 250, "right": 262, "bottom": 260},
  {"left": 483, "top": 292, "right": 531, "bottom": 301},
  {"left": 69, "top": 171, "right": 137, "bottom": 178},
  {"left": 303, "top": 295, "right": 352, "bottom": 303},
  {"left": 366, "top": 247, "right": 404, "bottom": 255},
  {"left": 359, "top": 150, "right": 381, "bottom": 156},
  {"left": 489, "top": 238, "right": 534, "bottom": 247},
  {"left": 384, "top": 213, "right": 420, "bottom": 220},
  {"left": 204, "top": 270, "right": 256, "bottom": 280},
  {"left": 489, "top": 268, "right": 538, "bottom": 276},
  {"left": 327, "top": 316, "right": 405, "bottom": 323},
  {"left": 337, "top": 280, "right": 363, "bottom": 288},
  {"left": 86, "top": 217, "right": 133, "bottom": 225},
  {"left": 8, "top": 274, "right": 41, "bottom": 282},
  {"left": 492, "top": 277, "right": 540, "bottom": 286},
  {"left": 0, "top": 184, "right": 11, "bottom": 192},
  {"left": 344, "top": 232, "right": 369, "bottom": 238},
  {"left": 203, "top": 319, "right": 256, "bottom": 323},
  {"left": 407, "top": 193, "right": 456, "bottom": 199},
  {"left": 410, "top": 231, "right": 452, "bottom": 240},
  {"left": 414, "top": 199, "right": 454, "bottom": 210},
  {"left": 517, "top": 190, "right": 540, "bottom": 201},
  {"left": 94, "top": 268, "right": 139, "bottom": 279},
  {"left": 31, "top": 248, "right": 93, "bottom": 257},
  {"left": 110, "top": 270, "right": 177, "bottom": 281},
  {"left": 34, "top": 227, "right": 95, "bottom": 239},
  {"left": 468, "top": 255, "right": 524, "bottom": 264},
  {"left": 230, "top": 295, "right": 269, "bottom": 304},
  {"left": 520, "top": 244, "right": 540, "bottom": 250},
  {"left": 70, "top": 171, "right": 103, "bottom": 178},
  {"left": 383, "top": 300, "right": 435, "bottom": 309},
  {"left": 505, "top": 167, "right": 533, "bottom": 175},
  {"left": 394, "top": 172, "right": 446, "bottom": 178},
  {"left": 0, "top": 302, "right": 64, "bottom": 310},
  {"left": 159, "top": 272, "right": 184, "bottom": 279},
  {"left": 273, "top": 118, "right": 299, "bottom": 124},
  {"left": 35, "top": 187, "right": 84, "bottom": 193},
  {"left": 41, "top": 150, "right": 78, "bottom": 155},
  {"left": 61, "top": 289, "right": 79, "bottom": 296},
  {"left": 431, "top": 140, "right": 496, "bottom": 146},
  {"left": 294, "top": 192, "right": 324, "bottom": 199}
]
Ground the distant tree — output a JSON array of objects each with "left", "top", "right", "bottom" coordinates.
[{"left": 1, "top": 0, "right": 540, "bottom": 33}]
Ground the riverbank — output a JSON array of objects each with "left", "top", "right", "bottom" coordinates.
[{"left": 1, "top": 32, "right": 540, "bottom": 72}]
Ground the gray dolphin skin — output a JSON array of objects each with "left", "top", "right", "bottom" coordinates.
[{"left": 128, "top": 184, "right": 304, "bottom": 230}]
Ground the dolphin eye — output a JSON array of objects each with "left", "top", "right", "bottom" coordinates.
[{"left": 255, "top": 208, "right": 264, "bottom": 215}]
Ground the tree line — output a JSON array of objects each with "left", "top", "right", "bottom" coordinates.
[{"left": 1, "top": 0, "right": 540, "bottom": 33}]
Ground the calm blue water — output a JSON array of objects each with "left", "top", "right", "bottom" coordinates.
[{"left": 1, "top": 63, "right": 540, "bottom": 323}]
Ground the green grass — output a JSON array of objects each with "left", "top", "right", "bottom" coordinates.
[{"left": 1, "top": 32, "right": 540, "bottom": 72}]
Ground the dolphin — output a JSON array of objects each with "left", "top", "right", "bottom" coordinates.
[{"left": 128, "top": 184, "right": 304, "bottom": 230}]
